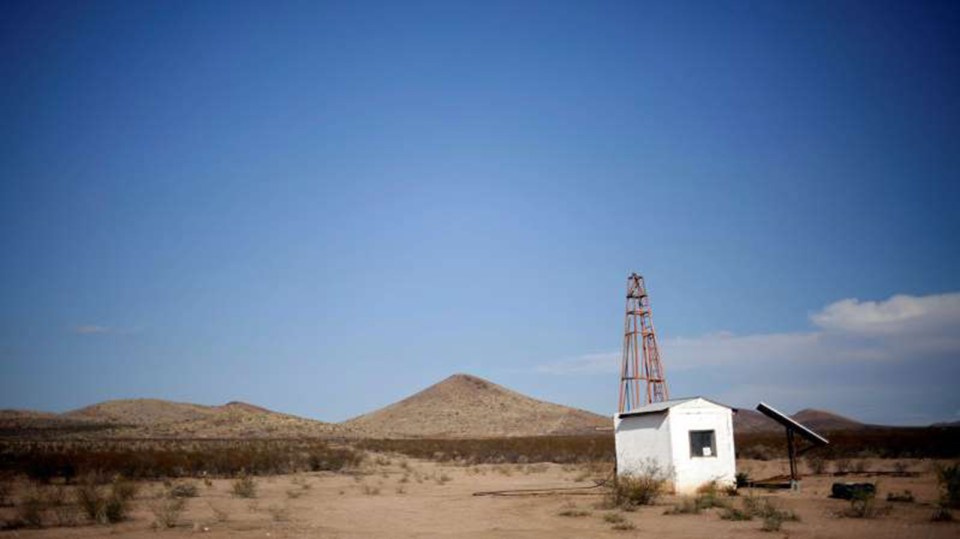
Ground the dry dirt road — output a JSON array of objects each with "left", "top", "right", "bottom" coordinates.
[{"left": 1, "top": 457, "right": 956, "bottom": 538}]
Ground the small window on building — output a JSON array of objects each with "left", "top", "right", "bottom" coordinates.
[{"left": 690, "top": 430, "right": 716, "bottom": 458}]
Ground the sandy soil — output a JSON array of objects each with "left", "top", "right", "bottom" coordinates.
[{"left": 1, "top": 458, "right": 956, "bottom": 538}]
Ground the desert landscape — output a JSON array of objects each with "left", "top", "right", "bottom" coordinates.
[
  {"left": 3, "top": 3, "right": 958, "bottom": 536},
  {"left": 1, "top": 374, "right": 957, "bottom": 537}
]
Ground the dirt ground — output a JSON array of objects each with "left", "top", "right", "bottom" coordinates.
[{"left": 1, "top": 457, "right": 956, "bottom": 538}]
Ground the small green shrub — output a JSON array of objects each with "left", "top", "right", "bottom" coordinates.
[
  {"left": 603, "top": 512, "right": 626, "bottom": 524},
  {"left": 16, "top": 491, "right": 46, "bottom": 528},
  {"left": 266, "top": 504, "right": 289, "bottom": 522},
  {"left": 208, "top": 501, "right": 229, "bottom": 522},
  {"left": 735, "top": 472, "right": 750, "bottom": 488},
  {"left": 886, "top": 490, "right": 914, "bottom": 503},
  {"left": 612, "top": 460, "right": 670, "bottom": 508},
  {"left": 720, "top": 507, "right": 753, "bottom": 521},
  {"left": 742, "top": 495, "right": 799, "bottom": 531},
  {"left": 150, "top": 497, "right": 185, "bottom": 529},
  {"left": 936, "top": 462, "right": 960, "bottom": 509},
  {"left": 557, "top": 508, "right": 591, "bottom": 517},
  {"left": 843, "top": 489, "right": 890, "bottom": 519},
  {"left": 168, "top": 481, "right": 199, "bottom": 498},
  {"left": 805, "top": 455, "right": 827, "bottom": 475},
  {"left": 75, "top": 477, "right": 134, "bottom": 524},
  {"left": 694, "top": 481, "right": 729, "bottom": 509},
  {"left": 232, "top": 474, "right": 257, "bottom": 499},
  {"left": 931, "top": 505, "right": 953, "bottom": 522},
  {"left": 761, "top": 512, "right": 784, "bottom": 532},
  {"left": 664, "top": 497, "right": 700, "bottom": 515}
]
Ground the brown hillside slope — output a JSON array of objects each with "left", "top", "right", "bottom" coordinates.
[
  {"left": 61, "top": 399, "right": 345, "bottom": 439},
  {"left": 792, "top": 408, "right": 864, "bottom": 432},
  {"left": 343, "top": 374, "right": 609, "bottom": 438},
  {"left": 732, "top": 409, "right": 779, "bottom": 433},
  {"left": 732, "top": 407, "right": 865, "bottom": 434}
]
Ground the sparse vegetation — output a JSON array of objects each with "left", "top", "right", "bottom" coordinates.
[
  {"left": 805, "top": 454, "right": 827, "bottom": 475},
  {"left": 168, "top": 480, "right": 199, "bottom": 498},
  {"left": 611, "top": 460, "right": 669, "bottom": 508},
  {"left": 357, "top": 436, "right": 614, "bottom": 464},
  {"left": 266, "top": 504, "right": 290, "bottom": 522},
  {"left": 841, "top": 489, "right": 890, "bottom": 519},
  {"left": 741, "top": 494, "right": 800, "bottom": 532},
  {"left": 74, "top": 476, "right": 136, "bottom": 524},
  {"left": 603, "top": 512, "right": 626, "bottom": 523},
  {"left": 737, "top": 429, "right": 960, "bottom": 460},
  {"left": 232, "top": 474, "right": 258, "bottom": 498},
  {"left": 664, "top": 497, "right": 701, "bottom": 515},
  {"left": 150, "top": 496, "right": 186, "bottom": 529},
  {"left": 0, "top": 439, "right": 361, "bottom": 481},
  {"left": 931, "top": 505, "right": 954, "bottom": 522},
  {"left": 735, "top": 472, "right": 750, "bottom": 488},
  {"left": 557, "top": 508, "right": 591, "bottom": 517},
  {"left": 886, "top": 490, "right": 915, "bottom": 503},
  {"left": 665, "top": 482, "right": 731, "bottom": 515},
  {"left": 720, "top": 506, "right": 753, "bottom": 521},
  {"left": 208, "top": 501, "right": 229, "bottom": 522},
  {"left": 15, "top": 489, "right": 46, "bottom": 528},
  {"left": 936, "top": 462, "right": 960, "bottom": 508}
]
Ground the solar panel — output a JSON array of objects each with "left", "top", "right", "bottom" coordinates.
[{"left": 756, "top": 402, "right": 829, "bottom": 446}]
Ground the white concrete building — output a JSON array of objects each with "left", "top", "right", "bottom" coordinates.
[{"left": 615, "top": 397, "right": 737, "bottom": 494}]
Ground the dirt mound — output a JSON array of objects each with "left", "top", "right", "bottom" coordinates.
[{"left": 343, "top": 373, "right": 609, "bottom": 438}]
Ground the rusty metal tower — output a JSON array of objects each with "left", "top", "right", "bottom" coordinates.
[{"left": 618, "top": 273, "right": 669, "bottom": 413}]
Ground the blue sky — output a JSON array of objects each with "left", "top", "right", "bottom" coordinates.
[{"left": 1, "top": 1, "right": 958, "bottom": 425}]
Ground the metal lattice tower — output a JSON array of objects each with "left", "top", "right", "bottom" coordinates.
[{"left": 618, "top": 273, "right": 669, "bottom": 413}]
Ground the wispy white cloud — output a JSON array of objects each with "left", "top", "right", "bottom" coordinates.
[
  {"left": 538, "top": 291, "right": 960, "bottom": 376},
  {"left": 537, "top": 291, "right": 960, "bottom": 424},
  {"left": 811, "top": 292, "right": 960, "bottom": 336}
]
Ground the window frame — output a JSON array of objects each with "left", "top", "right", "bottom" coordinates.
[{"left": 689, "top": 429, "right": 717, "bottom": 458}]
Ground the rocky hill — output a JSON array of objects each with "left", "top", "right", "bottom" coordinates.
[
  {"left": 791, "top": 408, "right": 864, "bottom": 432},
  {"left": 733, "top": 407, "right": 865, "bottom": 434},
  {"left": 4, "top": 399, "right": 346, "bottom": 439},
  {"left": 343, "top": 374, "right": 609, "bottom": 438}
]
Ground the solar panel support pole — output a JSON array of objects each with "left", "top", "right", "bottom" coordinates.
[{"left": 786, "top": 429, "right": 800, "bottom": 490}]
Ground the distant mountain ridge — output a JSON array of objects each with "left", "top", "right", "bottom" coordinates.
[
  {"left": 4, "top": 399, "right": 347, "bottom": 439},
  {"left": 733, "top": 407, "right": 865, "bottom": 434},
  {"left": 2, "top": 373, "right": 944, "bottom": 439}
]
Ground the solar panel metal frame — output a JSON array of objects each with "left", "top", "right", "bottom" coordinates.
[{"left": 756, "top": 401, "right": 829, "bottom": 446}]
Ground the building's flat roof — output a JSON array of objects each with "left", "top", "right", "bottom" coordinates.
[{"left": 617, "top": 396, "right": 734, "bottom": 418}]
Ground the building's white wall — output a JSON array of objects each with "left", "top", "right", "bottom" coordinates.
[
  {"left": 614, "top": 412, "right": 673, "bottom": 479},
  {"left": 667, "top": 400, "right": 737, "bottom": 494}
]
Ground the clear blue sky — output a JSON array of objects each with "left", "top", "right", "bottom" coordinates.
[{"left": 2, "top": 1, "right": 958, "bottom": 425}]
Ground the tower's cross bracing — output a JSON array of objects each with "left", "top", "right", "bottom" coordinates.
[{"left": 618, "top": 273, "right": 669, "bottom": 412}]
